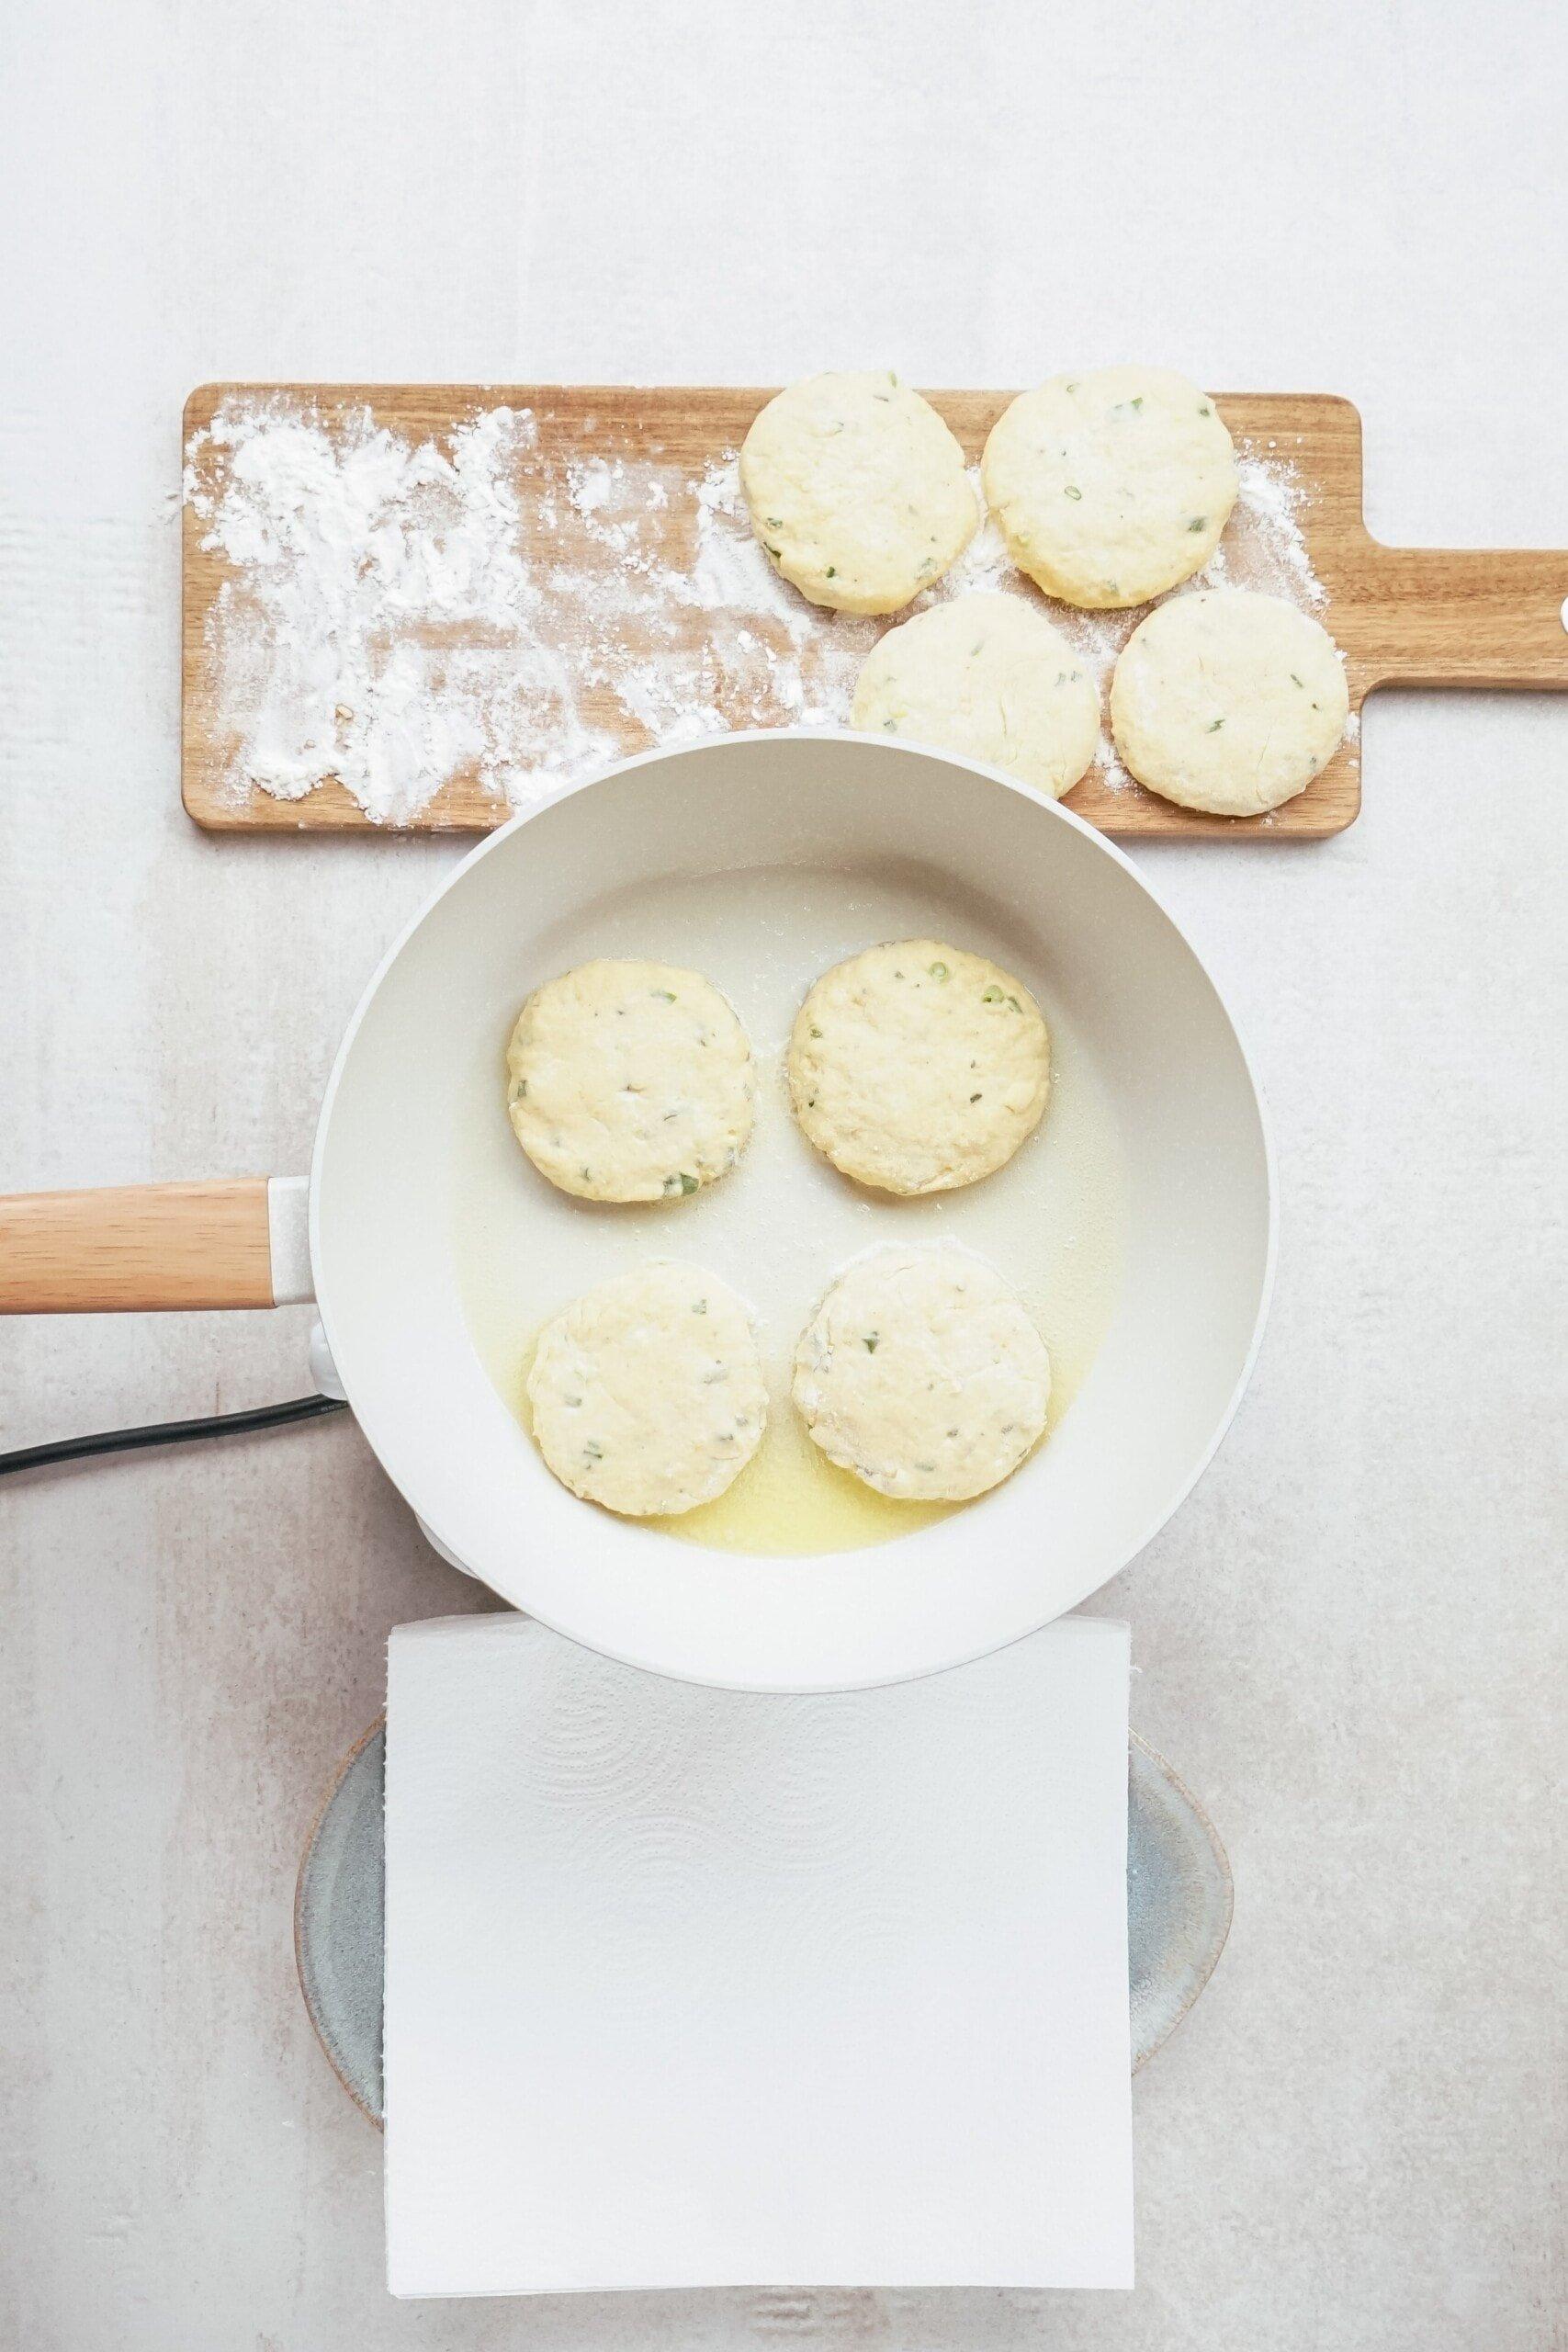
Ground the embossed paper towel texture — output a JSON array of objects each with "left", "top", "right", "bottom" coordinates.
[{"left": 384, "top": 1612, "right": 1134, "bottom": 2295}]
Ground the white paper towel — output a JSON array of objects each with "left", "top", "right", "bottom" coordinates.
[{"left": 384, "top": 1612, "right": 1134, "bottom": 2297}]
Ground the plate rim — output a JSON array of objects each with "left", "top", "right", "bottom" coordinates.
[{"left": 293, "top": 1713, "right": 386, "bottom": 2127}]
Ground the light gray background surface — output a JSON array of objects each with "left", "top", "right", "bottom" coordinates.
[{"left": 1, "top": 3, "right": 1562, "bottom": 2345}]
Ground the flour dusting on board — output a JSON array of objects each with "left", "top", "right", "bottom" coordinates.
[
  {"left": 1206, "top": 451, "right": 1325, "bottom": 605},
  {"left": 185, "top": 401, "right": 1331, "bottom": 823}
]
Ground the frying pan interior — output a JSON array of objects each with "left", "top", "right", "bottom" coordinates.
[{"left": 312, "top": 730, "right": 1273, "bottom": 1690}]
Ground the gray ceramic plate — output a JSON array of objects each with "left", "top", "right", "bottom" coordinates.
[{"left": 295, "top": 1721, "right": 1232, "bottom": 2126}]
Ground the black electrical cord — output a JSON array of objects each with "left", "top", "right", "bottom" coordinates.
[{"left": 0, "top": 1392, "right": 348, "bottom": 1477}]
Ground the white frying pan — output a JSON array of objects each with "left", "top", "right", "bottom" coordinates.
[{"left": 0, "top": 730, "right": 1274, "bottom": 1691}]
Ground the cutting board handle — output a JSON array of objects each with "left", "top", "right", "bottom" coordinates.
[
  {"left": 1354, "top": 541, "right": 1568, "bottom": 691},
  {"left": 0, "top": 1178, "right": 310, "bottom": 1313}
]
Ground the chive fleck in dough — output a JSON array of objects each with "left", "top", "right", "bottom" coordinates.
[
  {"left": 982, "top": 366, "right": 1236, "bottom": 609},
  {"left": 851, "top": 593, "right": 1100, "bottom": 801},
  {"left": 739, "top": 370, "right": 977, "bottom": 615},
  {"left": 1110, "top": 587, "right": 1349, "bottom": 816},
  {"left": 506, "top": 960, "right": 754, "bottom": 1203},
  {"left": 793, "top": 1245, "right": 1051, "bottom": 1502},
  {"left": 527, "top": 1261, "right": 767, "bottom": 1516},
  {"left": 788, "top": 939, "right": 1050, "bottom": 1195}
]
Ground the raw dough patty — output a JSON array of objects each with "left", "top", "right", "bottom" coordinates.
[
  {"left": 527, "top": 1261, "right": 767, "bottom": 1516},
  {"left": 793, "top": 1245, "right": 1050, "bottom": 1501},
  {"left": 982, "top": 366, "right": 1236, "bottom": 609},
  {"left": 1110, "top": 587, "right": 1348, "bottom": 815},
  {"left": 739, "top": 370, "right": 977, "bottom": 615},
  {"left": 788, "top": 938, "right": 1050, "bottom": 1195},
  {"left": 506, "top": 959, "right": 754, "bottom": 1203},
  {"left": 851, "top": 592, "right": 1100, "bottom": 801}
]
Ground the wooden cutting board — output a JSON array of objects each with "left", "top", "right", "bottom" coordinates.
[{"left": 181, "top": 384, "right": 1568, "bottom": 839}]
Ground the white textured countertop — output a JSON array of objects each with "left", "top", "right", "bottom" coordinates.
[{"left": 1, "top": 3, "right": 1562, "bottom": 2344}]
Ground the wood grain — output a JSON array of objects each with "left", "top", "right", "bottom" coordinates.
[
  {"left": 0, "top": 1179, "right": 276, "bottom": 1313},
  {"left": 182, "top": 385, "right": 1568, "bottom": 841}
]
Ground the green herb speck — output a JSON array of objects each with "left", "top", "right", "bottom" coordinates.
[
  {"left": 970, "top": 1091, "right": 982, "bottom": 1102},
  {"left": 863, "top": 1333, "right": 879, "bottom": 1352},
  {"left": 1187, "top": 515, "right": 1206, "bottom": 532},
  {"left": 651, "top": 988, "right": 676, "bottom": 1001},
  {"left": 982, "top": 985, "right": 1004, "bottom": 1003},
  {"left": 693, "top": 1299, "right": 707, "bottom": 1314},
  {"left": 1064, "top": 484, "right": 1082, "bottom": 501},
  {"left": 928, "top": 960, "right": 949, "bottom": 980},
  {"left": 1290, "top": 673, "right": 1304, "bottom": 687},
  {"left": 1005, "top": 994, "right": 1021, "bottom": 1012},
  {"left": 1198, "top": 403, "right": 1212, "bottom": 416},
  {"left": 583, "top": 1441, "right": 603, "bottom": 1461},
  {"left": 825, "top": 566, "right": 837, "bottom": 578},
  {"left": 1207, "top": 718, "right": 1224, "bottom": 732}
]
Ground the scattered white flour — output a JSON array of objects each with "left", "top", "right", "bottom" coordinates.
[
  {"left": 184, "top": 402, "right": 1337, "bottom": 823},
  {"left": 1226, "top": 451, "right": 1325, "bottom": 605}
]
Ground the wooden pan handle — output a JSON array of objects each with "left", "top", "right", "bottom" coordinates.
[
  {"left": 1352, "top": 543, "right": 1568, "bottom": 691},
  {"left": 0, "top": 1179, "right": 280, "bottom": 1313}
]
